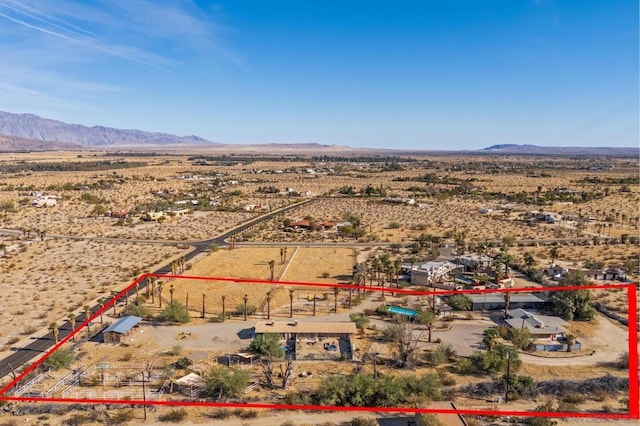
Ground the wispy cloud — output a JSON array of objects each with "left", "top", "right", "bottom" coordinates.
[
  {"left": 0, "top": 0, "right": 241, "bottom": 72},
  {"left": 0, "top": 1, "right": 182, "bottom": 75},
  {"left": 0, "top": 0, "right": 240, "bottom": 118}
]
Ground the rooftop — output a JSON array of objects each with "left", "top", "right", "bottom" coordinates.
[
  {"left": 103, "top": 316, "right": 142, "bottom": 335},
  {"left": 255, "top": 321, "right": 357, "bottom": 335},
  {"left": 467, "top": 293, "right": 548, "bottom": 304},
  {"left": 505, "top": 308, "right": 568, "bottom": 335}
]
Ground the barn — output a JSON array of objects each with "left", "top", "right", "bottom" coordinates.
[{"left": 102, "top": 316, "right": 142, "bottom": 344}]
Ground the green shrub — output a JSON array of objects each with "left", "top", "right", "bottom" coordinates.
[
  {"left": 160, "top": 301, "right": 191, "bottom": 323},
  {"left": 123, "top": 303, "right": 150, "bottom": 319},
  {"left": 43, "top": 348, "right": 74, "bottom": 371},
  {"left": 174, "top": 357, "right": 192, "bottom": 369}
]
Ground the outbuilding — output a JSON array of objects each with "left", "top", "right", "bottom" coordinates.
[{"left": 102, "top": 315, "right": 142, "bottom": 344}]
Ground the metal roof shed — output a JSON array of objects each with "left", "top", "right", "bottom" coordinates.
[{"left": 103, "top": 316, "right": 142, "bottom": 344}]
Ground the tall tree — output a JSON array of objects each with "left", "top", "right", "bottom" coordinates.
[
  {"left": 565, "top": 333, "right": 576, "bottom": 353},
  {"left": 417, "top": 309, "right": 436, "bottom": 343},
  {"left": 393, "top": 258, "right": 403, "bottom": 287},
  {"left": 268, "top": 260, "right": 276, "bottom": 282},
  {"left": 550, "top": 272, "right": 595, "bottom": 320},
  {"left": 83, "top": 305, "right": 92, "bottom": 335},
  {"left": 504, "top": 292, "right": 511, "bottom": 319},
  {"left": 67, "top": 314, "right": 76, "bottom": 342},
  {"left": 382, "top": 316, "right": 425, "bottom": 368},
  {"left": 49, "top": 322, "right": 59, "bottom": 345},
  {"left": 288, "top": 289, "right": 294, "bottom": 318}
]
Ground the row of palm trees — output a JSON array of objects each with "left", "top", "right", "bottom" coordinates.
[
  {"left": 169, "top": 257, "right": 187, "bottom": 275},
  {"left": 48, "top": 304, "right": 98, "bottom": 345}
]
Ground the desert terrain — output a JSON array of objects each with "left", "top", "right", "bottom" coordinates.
[{"left": 0, "top": 151, "right": 638, "bottom": 425}]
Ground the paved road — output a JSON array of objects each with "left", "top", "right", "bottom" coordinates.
[
  {"left": 0, "top": 199, "right": 627, "bottom": 383},
  {"left": 0, "top": 199, "right": 314, "bottom": 383}
]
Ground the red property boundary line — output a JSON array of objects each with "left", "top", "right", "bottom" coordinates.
[{"left": 0, "top": 275, "right": 637, "bottom": 420}]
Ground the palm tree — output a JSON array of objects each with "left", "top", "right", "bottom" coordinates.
[
  {"left": 565, "top": 333, "right": 576, "bottom": 352},
  {"left": 110, "top": 291, "right": 118, "bottom": 316},
  {"left": 312, "top": 293, "right": 317, "bottom": 316},
  {"left": 201, "top": 293, "right": 206, "bottom": 319},
  {"left": 371, "top": 257, "right": 382, "bottom": 287},
  {"left": 268, "top": 260, "right": 276, "bottom": 282},
  {"left": 266, "top": 292, "right": 272, "bottom": 320},
  {"left": 97, "top": 298, "right": 104, "bottom": 324},
  {"left": 243, "top": 294, "right": 249, "bottom": 321},
  {"left": 333, "top": 287, "right": 340, "bottom": 313},
  {"left": 417, "top": 310, "right": 436, "bottom": 342},
  {"left": 504, "top": 292, "right": 511, "bottom": 319},
  {"left": 393, "top": 258, "right": 402, "bottom": 287},
  {"left": 289, "top": 289, "right": 295, "bottom": 318},
  {"left": 221, "top": 295, "right": 226, "bottom": 322},
  {"left": 149, "top": 277, "right": 155, "bottom": 303},
  {"left": 67, "top": 314, "right": 76, "bottom": 342},
  {"left": 48, "top": 322, "right": 59, "bottom": 345},
  {"left": 84, "top": 305, "right": 92, "bottom": 335}
]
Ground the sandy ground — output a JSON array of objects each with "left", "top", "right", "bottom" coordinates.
[
  {"left": 168, "top": 247, "right": 355, "bottom": 318},
  {"left": 0, "top": 237, "right": 186, "bottom": 359},
  {"left": 0, "top": 153, "right": 637, "bottom": 424}
]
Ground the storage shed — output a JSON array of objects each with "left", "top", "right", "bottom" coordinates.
[{"left": 102, "top": 316, "right": 142, "bottom": 344}]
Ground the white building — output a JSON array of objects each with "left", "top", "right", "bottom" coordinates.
[{"left": 410, "top": 261, "right": 460, "bottom": 286}]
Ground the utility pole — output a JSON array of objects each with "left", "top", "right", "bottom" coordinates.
[
  {"left": 505, "top": 350, "right": 511, "bottom": 403},
  {"left": 141, "top": 371, "right": 147, "bottom": 420}
]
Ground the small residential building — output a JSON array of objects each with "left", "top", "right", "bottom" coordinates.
[
  {"left": 289, "top": 220, "right": 312, "bottom": 230},
  {"left": 505, "top": 308, "right": 568, "bottom": 339},
  {"left": 505, "top": 308, "right": 580, "bottom": 351},
  {"left": 588, "top": 267, "right": 627, "bottom": 281},
  {"left": 547, "top": 263, "right": 569, "bottom": 280},
  {"left": 142, "top": 211, "right": 164, "bottom": 221},
  {"left": 319, "top": 221, "right": 337, "bottom": 230},
  {"left": 410, "top": 261, "right": 461, "bottom": 286},
  {"left": 458, "top": 254, "right": 493, "bottom": 272},
  {"left": 166, "top": 208, "right": 190, "bottom": 217},
  {"left": 102, "top": 316, "right": 142, "bottom": 344}
]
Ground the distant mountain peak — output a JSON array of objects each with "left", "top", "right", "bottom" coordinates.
[
  {"left": 483, "top": 144, "right": 541, "bottom": 151},
  {"left": 480, "top": 143, "right": 638, "bottom": 157},
  {"left": 0, "top": 110, "right": 218, "bottom": 147}
]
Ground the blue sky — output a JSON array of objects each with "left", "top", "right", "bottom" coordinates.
[{"left": 0, "top": 0, "right": 637, "bottom": 149}]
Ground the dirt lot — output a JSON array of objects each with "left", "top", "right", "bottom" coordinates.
[{"left": 0, "top": 238, "right": 185, "bottom": 359}]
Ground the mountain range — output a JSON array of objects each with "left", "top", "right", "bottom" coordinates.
[
  {"left": 0, "top": 110, "right": 637, "bottom": 156},
  {"left": 481, "top": 144, "right": 638, "bottom": 157},
  {"left": 0, "top": 111, "right": 216, "bottom": 148}
]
